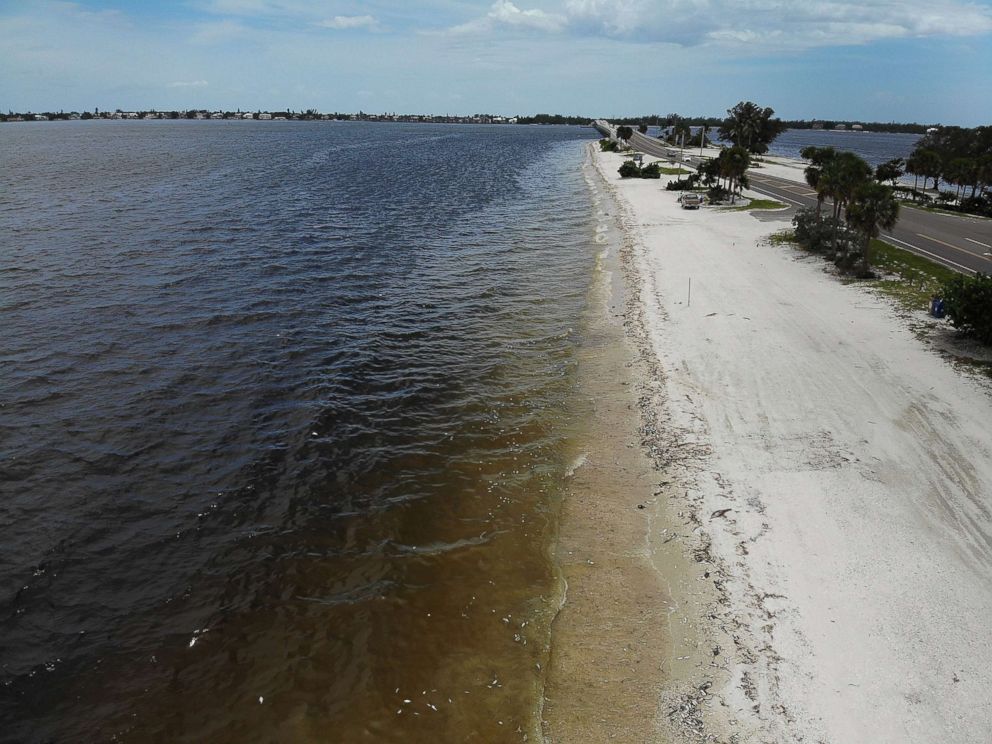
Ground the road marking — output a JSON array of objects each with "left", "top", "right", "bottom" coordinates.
[
  {"left": 915, "top": 233, "right": 992, "bottom": 262},
  {"left": 965, "top": 237, "right": 991, "bottom": 249},
  {"left": 749, "top": 185, "right": 805, "bottom": 206},
  {"left": 881, "top": 234, "right": 977, "bottom": 274}
]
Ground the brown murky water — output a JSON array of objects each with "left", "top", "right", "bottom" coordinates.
[{"left": 1, "top": 123, "right": 600, "bottom": 742}]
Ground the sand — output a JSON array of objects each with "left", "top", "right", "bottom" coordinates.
[{"left": 557, "top": 145, "right": 992, "bottom": 743}]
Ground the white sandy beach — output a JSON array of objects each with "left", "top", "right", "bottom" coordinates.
[{"left": 590, "top": 146, "right": 992, "bottom": 743}]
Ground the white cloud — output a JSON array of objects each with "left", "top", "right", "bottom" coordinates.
[
  {"left": 167, "top": 80, "right": 209, "bottom": 88},
  {"left": 488, "top": 1, "right": 567, "bottom": 31},
  {"left": 448, "top": 0, "right": 992, "bottom": 48},
  {"left": 317, "top": 15, "right": 379, "bottom": 31},
  {"left": 449, "top": 1, "right": 567, "bottom": 34}
]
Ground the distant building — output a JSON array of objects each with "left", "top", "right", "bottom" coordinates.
[
  {"left": 33, "top": 114, "right": 49, "bottom": 121},
  {"left": 833, "top": 123, "right": 847, "bottom": 130},
  {"left": 811, "top": 120, "right": 824, "bottom": 130},
  {"left": 851, "top": 124, "right": 864, "bottom": 131},
  {"left": 258, "top": 113, "right": 272, "bottom": 120}
]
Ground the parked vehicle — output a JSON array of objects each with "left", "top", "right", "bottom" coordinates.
[{"left": 679, "top": 193, "right": 703, "bottom": 209}]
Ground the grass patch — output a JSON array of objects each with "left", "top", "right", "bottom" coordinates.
[
  {"left": 656, "top": 166, "right": 692, "bottom": 175},
  {"left": 867, "top": 238, "right": 957, "bottom": 311},
  {"left": 767, "top": 229, "right": 798, "bottom": 246},
  {"left": 723, "top": 198, "right": 786, "bottom": 212}
]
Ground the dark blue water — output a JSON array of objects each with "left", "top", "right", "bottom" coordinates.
[
  {"left": 766, "top": 128, "right": 922, "bottom": 167},
  {"left": 653, "top": 126, "right": 922, "bottom": 167},
  {"left": 0, "top": 121, "right": 598, "bottom": 742}
]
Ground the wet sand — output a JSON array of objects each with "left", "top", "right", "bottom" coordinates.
[{"left": 542, "top": 148, "right": 723, "bottom": 742}]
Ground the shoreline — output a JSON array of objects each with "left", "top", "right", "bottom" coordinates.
[
  {"left": 542, "top": 145, "right": 727, "bottom": 741},
  {"left": 546, "top": 143, "right": 992, "bottom": 742}
]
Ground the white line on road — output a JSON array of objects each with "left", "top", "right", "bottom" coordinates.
[
  {"left": 965, "top": 237, "right": 991, "bottom": 249},
  {"left": 749, "top": 185, "right": 805, "bottom": 206},
  {"left": 881, "top": 234, "right": 977, "bottom": 275}
]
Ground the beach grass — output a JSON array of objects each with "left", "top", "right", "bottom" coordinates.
[
  {"left": 868, "top": 238, "right": 957, "bottom": 310},
  {"left": 767, "top": 229, "right": 798, "bottom": 245},
  {"left": 723, "top": 198, "right": 786, "bottom": 212}
]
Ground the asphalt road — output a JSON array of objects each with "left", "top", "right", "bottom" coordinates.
[{"left": 615, "top": 126, "right": 992, "bottom": 276}]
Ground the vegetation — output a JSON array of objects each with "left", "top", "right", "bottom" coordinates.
[
  {"left": 904, "top": 126, "right": 992, "bottom": 215},
  {"left": 697, "top": 146, "right": 751, "bottom": 202},
  {"left": 640, "top": 162, "right": 663, "bottom": 179},
  {"left": 615, "top": 125, "right": 634, "bottom": 143},
  {"left": 875, "top": 158, "right": 905, "bottom": 186},
  {"left": 845, "top": 181, "right": 900, "bottom": 274},
  {"left": 618, "top": 159, "right": 642, "bottom": 178},
  {"left": 665, "top": 175, "right": 701, "bottom": 191},
  {"left": 515, "top": 114, "right": 591, "bottom": 125},
  {"left": 791, "top": 146, "right": 901, "bottom": 278},
  {"left": 618, "top": 160, "right": 662, "bottom": 179},
  {"left": 723, "top": 198, "right": 785, "bottom": 211},
  {"left": 867, "top": 239, "right": 957, "bottom": 310},
  {"left": 800, "top": 145, "right": 836, "bottom": 220},
  {"left": 941, "top": 273, "right": 992, "bottom": 345},
  {"left": 606, "top": 114, "right": 937, "bottom": 135},
  {"left": 718, "top": 101, "right": 787, "bottom": 155},
  {"left": 599, "top": 138, "right": 619, "bottom": 152}
]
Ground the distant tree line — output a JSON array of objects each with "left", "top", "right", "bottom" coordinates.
[
  {"left": 1, "top": 109, "right": 548, "bottom": 124},
  {"left": 904, "top": 126, "right": 992, "bottom": 213},
  {"left": 514, "top": 114, "right": 592, "bottom": 125},
  {"left": 609, "top": 114, "right": 939, "bottom": 135}
]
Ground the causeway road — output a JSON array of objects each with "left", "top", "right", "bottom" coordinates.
[{"left": 608, "top": 125, "right": 992, "bottom": 276}]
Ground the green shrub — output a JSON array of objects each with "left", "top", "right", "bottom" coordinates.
[
  {"left": 941, "top": 273, "right": 992, "bottom": 344},
  {"left": 618, "top": 160, "right": 642, "bottom": 178},
  {"left": 665, "top": 175, "right": 699, "bottom": 191},
  {"left": 599, "top": 138, "right": 619, "bottom": 152},
  {"left": 640, "top": 162, "right": 662, "bottom": 179},
  {"left": 706, "top": 185, "right": 729, "bottom": 202},
  {"left": 792, "top": 207, "right": 859, "bottom": 259},
  {"left": 960, "top": 196, "right": 992, "bottom": 217}
]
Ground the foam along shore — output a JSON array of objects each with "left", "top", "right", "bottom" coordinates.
[{"left": 589, "top": 145, "right": 992, "bottom": 742}]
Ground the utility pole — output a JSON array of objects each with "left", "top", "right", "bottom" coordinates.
[
  {"left": 679, "top": 132, "right": 685, "bottom": 176},
  {"left": 700, "top": 125, "right": 706, "bottom": 157}
]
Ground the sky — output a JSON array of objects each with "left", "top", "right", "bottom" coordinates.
[{"left": 1, "top": 0, "right": 991, "bottom": 125}]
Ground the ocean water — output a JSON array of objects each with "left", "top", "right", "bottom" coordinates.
[
  {"left": 0, "top": 121, "right": 599, "bottom": 742},
  {"left": 656, "top": 126, "right": 922, "bottom": 167},
  {"left": 765, "top": 128, "right": 922, "bottom": 167}
]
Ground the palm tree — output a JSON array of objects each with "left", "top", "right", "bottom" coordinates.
[
  {"left": 717, "top": 146, "right": 751, "bottom": 202},
  {"left": 912, "top": 148, "right": 942, "bottom": 197},
  {"left": 817, "top": 152, "right": 872, "bottom": 255},
  {"left": 801, "top": 146, "right": 835, "bottom": 220},
  {"left": 846, "top": 182, "right": 900, "bottom": 275},
  {"left": 874, "top": 158, "right": 904, "bottom": 186},
  {"left": 719, "top": 101, "right": 786, "bottom": 154},
  {"left": 905, "top": 154, "right": 921, "bottom": 199}
]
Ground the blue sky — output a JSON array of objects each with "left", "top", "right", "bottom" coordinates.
[{"left": 2, "top": 0, "right": 991, "bottom": 124}]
